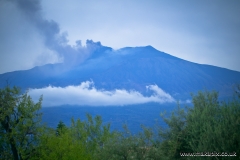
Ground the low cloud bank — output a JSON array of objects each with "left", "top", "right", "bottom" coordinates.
[{"left": 29, "top": 81, "right": 175, "bottom": 107}]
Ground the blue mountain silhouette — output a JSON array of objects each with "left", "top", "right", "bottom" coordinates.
[{"left": 1, "top": 44, "right": 240, "bottom": 100}]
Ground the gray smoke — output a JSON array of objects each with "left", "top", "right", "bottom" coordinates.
[
  {"left": 15, "top": 0, "right": 102, "bottom": 64},
  {"left": 0, "top": 0, "right": 102, "bottom": 73}
]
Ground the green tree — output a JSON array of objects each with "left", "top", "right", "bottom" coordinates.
[
  {"left": 0, "top": 86, "right": 43, "bottom": 160},
  {"left": 56, "top": 120, "right": 68, "bottom": 136},
  {"left": 159, "top": 90, "right": 240, "bottom": 159},
  {"left": 94, "top": 125, "right": 162, "bottom": 160},
  {"left": 70, "top": 114, "right": 112, "bottom": 156},
  {"left": 34, "top": 114, "right": 112, "bottom": 160},
  {"left": 158, "top": 102, "right": 188, "bottom": 159},
  {"left": 32, "top": 127, "right": 91, "bottom": 160},
  {"left": 185, "top": 91, "right": 240, "bottom": 158}
]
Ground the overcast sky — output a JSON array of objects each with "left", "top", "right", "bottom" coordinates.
[{"left": 0, "top": 0, "right": 240, "bottom": 74}]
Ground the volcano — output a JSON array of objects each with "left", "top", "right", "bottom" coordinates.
[{"left": 1, "top": 43, "right": 239, "bottom": 102}]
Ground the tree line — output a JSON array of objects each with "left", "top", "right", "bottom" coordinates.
[{"left": 0, "top": 85, "right": 239, "bottom": 159}]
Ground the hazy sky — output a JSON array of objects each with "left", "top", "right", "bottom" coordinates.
[{"left": 0, "top": 0, "right": 240, "bottom": 74}]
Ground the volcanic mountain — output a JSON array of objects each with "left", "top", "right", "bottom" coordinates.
[{"left": 1, "top": 42, "right": 240, "bottom": 102}]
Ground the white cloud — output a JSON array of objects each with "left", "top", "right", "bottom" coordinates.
[
  {"left": 185, "top": 99, "right": 191, "bottom": 103},
  {"left": 29, "top": 81, "right": 175, "bottom": 107},
  {"left": 178, "top": 99, "right": 192, "bottom": 104}
]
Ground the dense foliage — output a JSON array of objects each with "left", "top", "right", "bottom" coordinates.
[
  {"left": 0, "top": 86, "right": 239, "bottom": 159},
  {"left": 0, "top": 86, "right": 43, "bottom": 160}
]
